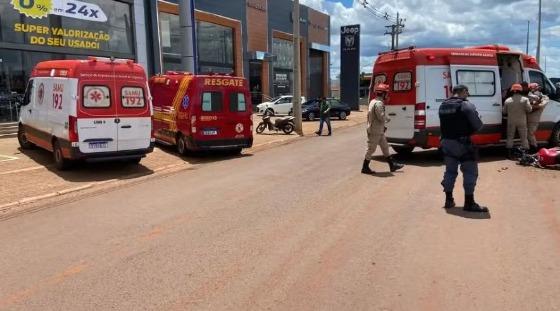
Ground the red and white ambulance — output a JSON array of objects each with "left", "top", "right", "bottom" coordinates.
[
  {"left": 149, "top": 72, "right": 253, "bottom": 154},
  {"left": 18, "top": 57, "right": 154, "bottom": 169},
  {"left": 371, "top": 45, "right": 560, "bottom": 154}
]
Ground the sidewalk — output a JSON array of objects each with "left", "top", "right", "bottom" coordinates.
[{"left": 0, "top": 108, "right": 367, "bottom": 216}]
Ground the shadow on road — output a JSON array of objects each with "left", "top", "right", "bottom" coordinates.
[
  {"left": 445, "top": 207, "right": 492, "bottom": 219},
  {"left": 156, "top": 144, "right": 253, "bottom": 165},
  {"left": 255, "top": 132, "right": 296, "bottom": 136},
  {"left": 362, "top": 171, "right": 394, "bottom": 178},
  {"left": 20, "top": 144, "right": 254, "bottom": 183},
  {"left": 376, "top": 146, "right": 508, "bottom": 168},
  {"left": 19, "top": 147, "right": 157, "bottom": 182}
]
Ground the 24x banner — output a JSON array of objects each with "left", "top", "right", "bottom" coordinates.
[{"left": 11, "top": 0, "right": 108, "bottom": 22}]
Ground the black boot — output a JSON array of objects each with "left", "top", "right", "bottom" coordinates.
[
  {"left": 506, "top": 148, "right": 514, "bottom": 160},
  {"left": 463, "top": 194, "right": 488, "bottom": 213},
  {"left": 387, "top": 156, "right": 404, "bottom": 172},
  {"left": 444, "top": 192, "right": 455, "bottom": 209},
  {"left": 361, "top": 159, "right": 375, "bottom": 174}
]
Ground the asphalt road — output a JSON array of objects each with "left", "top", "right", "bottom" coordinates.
[{"left": 1, "top": 125, "right": 559, "bottom": 310}]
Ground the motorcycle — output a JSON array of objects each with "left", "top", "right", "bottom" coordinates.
[{"left": 256, "top": 115, "right": 295, "bottom": 134}]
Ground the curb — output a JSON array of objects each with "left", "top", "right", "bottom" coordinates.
[
  {"left": 0, "top": 164, "right": 189, "bottom": 215},
  {"left": 0, "top": 184, "right": 93, "bottom": 213}
]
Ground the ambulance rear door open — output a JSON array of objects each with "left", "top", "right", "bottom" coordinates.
[
  {"left": 424, "top": 65, "right": 452, "bottom": 133},
  {"left": 379, "top": 73, "right": 415, "bottom": 141},
  {"left": 449, "top": 62, "right": 502, "bottom": 143}
]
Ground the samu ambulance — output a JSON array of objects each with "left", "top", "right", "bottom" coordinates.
[
  {"left": 149, "top": 72, "right": 253, "bottom": 154},
  {"left": 371, "top": 45, "right": 560, "bottom": 154},
  {"left": 17, "top": 57, "right": 154, "bottom": 170}
]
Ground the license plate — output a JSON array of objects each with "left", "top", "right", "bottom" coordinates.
[
  {"left": 89, "top": 142, "right": 108, "bottom": 149},
  {"left": 203, "top": 129, "right": 218, "bottom": 136}
]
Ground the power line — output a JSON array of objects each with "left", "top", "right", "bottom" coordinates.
[
  {"left": 357, "top": 0, "right": 405, "bottom": 51},
  {"left": 357, "top": 0, "right": 392, "bottom": 21}
]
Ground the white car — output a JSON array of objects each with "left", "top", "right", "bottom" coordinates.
[{"left": 256, "top": 95, "right": 306, "bottom": 116}]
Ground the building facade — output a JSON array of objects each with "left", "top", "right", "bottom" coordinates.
[
  {"left": 149, "top": 0, "right": 331, "bottom": 105},
  {"left": 0, "top": 0, "right": 330, "bottom": 123}
]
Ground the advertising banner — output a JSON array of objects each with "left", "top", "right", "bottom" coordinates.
[{"left": 2, "top": 0, "right": 133, "bottom": 53}]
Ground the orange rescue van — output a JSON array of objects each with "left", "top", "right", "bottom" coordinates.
[{"left": 150, "top": 72, "right": 253, "bottom": 154}]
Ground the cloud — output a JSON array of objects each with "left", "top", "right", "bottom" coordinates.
[{"left": 301, "top": 0, "right": 560, "bottom": 78}]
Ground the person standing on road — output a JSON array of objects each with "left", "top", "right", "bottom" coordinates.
[
  {"left": 503, "top": 83, "right": 532, "bottom": 158},
  {"left": 315, "top": 97, "right": 332, "bottom": 136},
  {"left": 527, "top": 83, "right": 549, "bottom": 153},
  {"left": 361, "top": 83, "right": 404, "bottom": 175},
  {"left": 439, "top": 85, "right": 488, "bottom": 212}
]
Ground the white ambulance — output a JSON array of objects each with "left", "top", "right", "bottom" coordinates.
[
  {"left": 17, "top": 58, "right": 154, "bottom": 169},
  {"left": 371, "top": 45, "right": 560, "bottom": 154}
]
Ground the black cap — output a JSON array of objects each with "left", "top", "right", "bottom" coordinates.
[{"left": 452, "top": 84, "right": 469, "bottom": 94}]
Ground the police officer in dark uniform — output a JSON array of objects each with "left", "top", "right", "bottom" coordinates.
[{"left": 439, "top": 85, "right": 488, "bottom": 212}]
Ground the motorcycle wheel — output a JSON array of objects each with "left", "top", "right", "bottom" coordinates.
[
  {"left": 283, "top": 123, "right": 294, "bottom": 134},
  {"left": 256, "top": 122, "right": 266, "bottom": 134}
]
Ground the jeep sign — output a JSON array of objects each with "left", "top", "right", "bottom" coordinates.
[{"left": 340, "top": 24, "right": 360, "bottom": 110}]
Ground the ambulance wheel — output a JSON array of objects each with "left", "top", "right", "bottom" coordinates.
[
  {"left": 256, "top": 123, "right": 266, "bottom": 134},
  {"left": 551, "top": 123, "right": 560, "bottom": 147},
  {"left": 392, "top": 146, "right": 414, "bottom": 155},
  {"left": 177, "top": 134, "right": 188, "bottom": 155},
  {"left": 53, "top": 140, "right": 71, "bottom": 171},
  {"left": 17, "top": 124, "right": 34, "bottom": 150}
]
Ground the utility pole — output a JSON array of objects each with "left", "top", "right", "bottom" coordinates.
[
  {"left": 292, "top": 0, "right": 303, "bottom": 135},
  {"left": 526, "top": 20, "right": 530, "bottom": 54},
  {"left": 384, "top": 13, "right": 404, "bottom": 51},
  {"left": 384, "top": 25, "right": 396, "bottom": 50},
  {"left": 536, "top": 0, "right": 542, "bottom": 63},
  {"left": 179, "top": 0, "right": 196, "bottom": 72},
  {"left": 395, "top": 12, "right": 404, "bottom": 50}
]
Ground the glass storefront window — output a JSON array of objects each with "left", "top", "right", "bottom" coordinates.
[
  {"left": 158, "top": 14, "right": 234, "bottom": 74},
  {"left": 272, "top": 38, "right": 294, "bottom": 96},
  {"left": 273, "top": 38, "right": 294, "bottom": 70},
  {"left": 159, "top": 12, "right": 182, "bottom": 72},
  {"left": 197, "top": 21, "right": 234, "bottom": 74}
]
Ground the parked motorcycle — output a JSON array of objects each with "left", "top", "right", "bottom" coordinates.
[{"left": 256, "top": 115, "right": 295, "bottom": 134}]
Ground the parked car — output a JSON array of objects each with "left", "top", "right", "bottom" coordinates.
[
  {"left": 550, "top": 78, "right": 560, "bottom": 84},
  {"left": 256, "top": 95, "right": 306, "bottom": 116},
  {"left": 300, "top": 98, "right": 351, "bottom": 121}
]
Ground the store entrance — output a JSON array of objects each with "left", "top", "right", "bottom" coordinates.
[
  {"left": 249, "top": 61, "right": 263, "bottom": 106},
  {"left": 309, "top": 50, "right": 325, "bottom": 100}
]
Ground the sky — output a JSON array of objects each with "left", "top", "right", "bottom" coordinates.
[{"left": 301, "top": 0, "right": 560, "bottom": 79}]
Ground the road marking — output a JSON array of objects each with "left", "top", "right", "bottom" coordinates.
[
  {"left": 0, "top": 155, "right": 18, "bottom": 162},
  {"left": 0, "top": 166, "right": 44, "bottom": 176}
]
